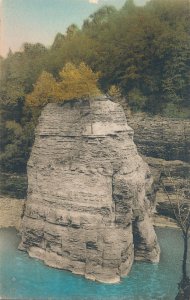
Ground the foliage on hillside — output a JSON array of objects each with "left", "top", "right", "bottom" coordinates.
[{"left": 0, "top": 0, "right": 189, "bottom": 177}]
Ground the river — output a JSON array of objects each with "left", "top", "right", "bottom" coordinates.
[{"left": 0, "top": 227, "right": 189, "bottom": 299}]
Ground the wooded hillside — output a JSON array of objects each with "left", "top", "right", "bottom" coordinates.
[{"left": 0, "top": 0, "right": 189, "bottom": 183}]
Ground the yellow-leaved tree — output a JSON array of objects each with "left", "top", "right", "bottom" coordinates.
[
  {"left": 107, "top": 85, "right": 122, "bottom": 99},
  {"left": 26, "top": 71, "right": 59, "bottom": 107},
  {"left": 26, "top": 62, "right": 101, "bottom": 107},
  {"left": 58, "top": 62, "right": 101, "bottom": 101}
]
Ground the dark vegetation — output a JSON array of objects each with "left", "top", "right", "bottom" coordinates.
[{"left": 0, "top": 0, "right": 189, "bottom": 197}]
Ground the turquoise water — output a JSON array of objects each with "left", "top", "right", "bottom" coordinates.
[{"left": 0, "top": 227, "right": 189, "bottom": 300}]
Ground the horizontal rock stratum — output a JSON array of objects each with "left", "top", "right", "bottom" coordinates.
[{"left": 19, "top": 96, "right": 160, "bottom": 283}]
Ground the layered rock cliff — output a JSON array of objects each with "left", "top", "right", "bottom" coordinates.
[
  {"left": 19, "top": 96, "right": 159, "bottom": 283},
  {"left": 128, "top": 114, "right": 190, "bottom": 216},
  {"left": 128, "top": 114, "right": 190, "bottom": 162}
]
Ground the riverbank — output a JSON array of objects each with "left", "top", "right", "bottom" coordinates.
[
  {"left": 0, "top": 197, "right": 178, "bottom": 230},
  {"left": 152, "top": 214, "right": 177, "bottom": 228},
  {"left": 0, "top": 197, "right": 25, "bottom": 230}
]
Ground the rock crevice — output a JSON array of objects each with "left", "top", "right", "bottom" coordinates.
[{"left": 19, "top": 96, "right": 160, "bottom": 283}]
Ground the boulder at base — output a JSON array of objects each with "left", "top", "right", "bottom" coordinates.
[{"left": 19, "top": 96, "right": 160, "bottom": 283}]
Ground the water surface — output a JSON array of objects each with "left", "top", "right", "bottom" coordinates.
[{"left": 0, "top": 227, "right": 189, "bottom": 299}]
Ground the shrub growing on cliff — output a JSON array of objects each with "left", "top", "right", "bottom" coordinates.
[
  {"left": 107, "top": 85, "right": 122, "bottom": 99},
  {"left": 26, "top": 62, "right": 101, "bottom": 107}
]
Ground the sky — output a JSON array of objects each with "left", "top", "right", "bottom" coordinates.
[{"left": 0, "top": 0, "right": 149, "bottom": 57}]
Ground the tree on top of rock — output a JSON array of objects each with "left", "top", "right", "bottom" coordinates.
[
  {"left": 26, "top": 71, "right": 59, "bottom": 107},
  {"left": 107, "top": 85, "right": 122, "bottom": 99},
  {"left": 26, "top": 62, "right": 101, "bottom": 107},
  {"left": 58, "top": 62, "right": 101, "bottom": 101}
]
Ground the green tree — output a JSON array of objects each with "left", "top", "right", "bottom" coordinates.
[
  {"left": 66, "top": 24, "right": 79, "bottom": 39},
  {"left": 122, "top": 0, "right": 136, "bottom": 13},
  {"left": 83, "top": 6, "right": 117, "bottom": 30},
  {"left": 127, "top": 88, "right": 147, "bottom": 112}
]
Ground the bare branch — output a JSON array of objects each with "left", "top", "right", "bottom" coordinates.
[{"left": 160, "top": 169, "right": 190, "bottom": 235}]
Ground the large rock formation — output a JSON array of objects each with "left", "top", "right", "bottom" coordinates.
[{"left": 19, "top": 96, "right": 160, "bottom": 283}]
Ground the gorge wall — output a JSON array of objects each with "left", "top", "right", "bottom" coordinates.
[
  {"left": 19, "top": 96, "right": 160, "bottom": 283},
  {"left": 128, "top": 114, "right": 190, "bottom": 162},
  {"left": 128, "top": 114, "right": 190, "bottom": 215}
]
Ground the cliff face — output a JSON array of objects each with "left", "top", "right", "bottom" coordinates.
[
  {"left": 128, "top": 114, "right": 190, "bottom": 162},
  {"left": 128, "top": 114, "right": 190, "bottom": 215},
  {"left": 19, "top": 96, "right": 159, "bottom": 283}
]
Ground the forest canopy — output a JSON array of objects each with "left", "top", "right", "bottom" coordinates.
[{"left": 0, "top": 0, "right": 189, "bottom": 180}]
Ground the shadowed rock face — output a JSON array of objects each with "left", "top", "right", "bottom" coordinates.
[
  {"left": 127, "top": 114, "right": 190, "bottom": 162},
  {"left": 19, "top": 96, "right": 160, "bottom": 283},
  {"left": 127, "top": 114, "right": 190, "bottom": 217}
]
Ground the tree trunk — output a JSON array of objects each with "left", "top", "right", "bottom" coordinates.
[
  {"left": 175, "top": 234, "right": 190, "bottom": 300},
  {"left": 182, "top": 232, "right": 188, "bottom": 282}
]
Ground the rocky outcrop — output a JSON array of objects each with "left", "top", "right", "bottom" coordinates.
[
  {"left": 144, "top": 157, "right": 190, "bottom": 217},
  {"left": 128, "top": 114, "right": 190, "bottom": 162},
  {"left": 127, "top": 114, "right": 190, "bottom": 217},
  {"left": 19, "top": 96, "right": 159, "bottom": 283},
  {"left": 0, "top": 197, "right": 25, "bottom": 230}
]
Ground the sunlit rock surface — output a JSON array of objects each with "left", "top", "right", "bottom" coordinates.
[{"left": 19, "top": 96, "right": 160, "bottom": 283}]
